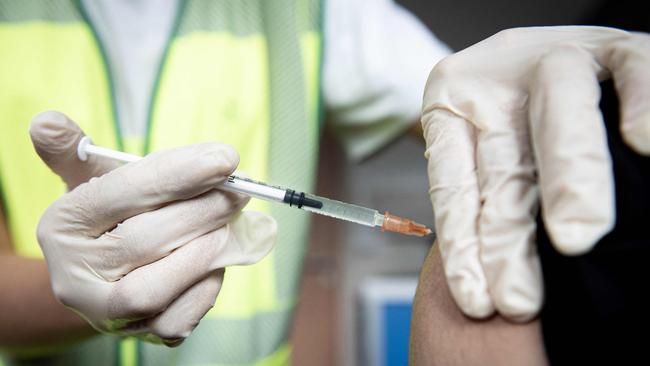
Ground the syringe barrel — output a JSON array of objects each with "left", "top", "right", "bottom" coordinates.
[
  {"left": 302, "top": 194, "right": 379, "bottom": 227},
  {"left": 220, "top": 175, "right": 286, "bottom": 203}
]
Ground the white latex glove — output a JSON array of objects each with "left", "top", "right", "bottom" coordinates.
[
  {"left": 422, "top": 26, "right": 650, "bottom": 321},
  {"left": 30, "top": 111, "right": 276, "bottom": 345}
]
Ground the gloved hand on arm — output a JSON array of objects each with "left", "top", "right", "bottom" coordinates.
[
  {"left": 421, "top": 27, "right": 650, "bottom": 321},
  {"left": 30, "top": 111, "right": 276, "bottom": 346}
]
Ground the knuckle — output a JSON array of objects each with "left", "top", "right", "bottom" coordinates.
[
  {"left": 193, "top": 230, "right": 224, "bottom": 267},
  {"left": 70, "top": 180, "right": 104, "bottom": 223},
  {"left": 194, "top": 142, "right": 239, "bottom": 177},
  {"left": 94, "top": 231, "right": 137, "bottom": 280},
  {"left": 197, "top": 193, "right": 225, "bottom": 224},
  {"left": 535, "top": 44, "right": 588, "bottom": 80},
  {"left": 430, "top": 54, "right": 462, "bottom": 81},
  {"left": 51, "top": 280, "right": 74, "bottom": 307},
  {"left": 152, "top": 322, "right": 193, "bottom": 341},
  {"left": 611, "top": 34, "right": 650, "bottom": 60},
  {"left": 214, "top": 190, "right": 248, "bottom": 215},
  {"left": 112, "top": 281, "right": 162, "bottom": 318},
  {"left": 547, "top": 43, "right": 585, "bottom": 57},
  {"left": 493, "top": 28, "right": 521, "bottom": 44},
  {"left": 181, "top": 191, "right": 244, "bottom": 233},
  {"left": 110, "top": 225, "right": 140, "bottom": 258},
  {"left": 124, "top": 295, "right": 159, "bottom": 319},
  {"left": 154, "top": 143, "right": 240, "bottom": 196},
  {"left": 230, "top": 190, "right": 250, "bottom": 208}
]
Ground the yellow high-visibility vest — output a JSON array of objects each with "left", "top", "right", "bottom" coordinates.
[{"left": 0, "top": 1, "right": 322, "bottom": 365}]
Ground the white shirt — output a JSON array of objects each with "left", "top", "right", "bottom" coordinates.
[{"left": 82, "top": 0, "right": 450, "bottom": 160}]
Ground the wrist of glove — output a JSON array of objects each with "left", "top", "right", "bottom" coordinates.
[
  {"left": 422, "top": 26, "right": 650, "bottom": 321},
  {"left": 30, "top": 111, "right": 276, "bottom": 345}
]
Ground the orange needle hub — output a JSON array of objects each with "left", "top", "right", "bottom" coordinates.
[{"left": 381, "top": 211, "right": 432, "bottom": 237}]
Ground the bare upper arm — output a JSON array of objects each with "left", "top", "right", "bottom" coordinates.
[{"left": 409, "top": 243, "right": 549, "bottom": 366}]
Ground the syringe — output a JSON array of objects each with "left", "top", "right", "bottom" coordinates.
[{"left": 77, "top": 137, "right": 432, "bottom": 237}]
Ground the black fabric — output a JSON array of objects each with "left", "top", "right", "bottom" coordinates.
[
  {"left": 579, "top": 0, "right": 650, "bottom": 33},
  {"left": 538, "top": 80, "right": 650, "bottom": 365}
]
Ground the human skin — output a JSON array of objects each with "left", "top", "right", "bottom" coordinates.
[{"left": 409, "top": 243, "right": 549, "bottom": 366}]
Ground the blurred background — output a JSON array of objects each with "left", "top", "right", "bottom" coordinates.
[{"left": 290, "top": 0, "right": 646, "bottom": 365}]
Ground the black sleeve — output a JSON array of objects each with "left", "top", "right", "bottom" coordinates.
[{"left": 538, "top": 79, "right": 650, "bottom": 365}]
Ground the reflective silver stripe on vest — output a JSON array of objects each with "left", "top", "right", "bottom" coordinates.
[
  {"left": 0, "top": 0, "right": 80, "bottom": 23},
  {"left": 264, "top": 0, "right": 320, "bottom": 301},
  {"left": 178, "top": 0, "right": 263, "bottom": 37},
  {"left": 1, "top": 335, "right": 118, "bottom": 366},
  {"left": 140, "top": 309, "right": 292, "bottom": 365}
]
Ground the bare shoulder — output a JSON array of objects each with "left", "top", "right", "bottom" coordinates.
[{"left": 409, "top": 244, "right": 549, "bottom": 366}]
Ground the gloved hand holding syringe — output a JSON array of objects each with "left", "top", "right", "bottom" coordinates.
[{"left": 77, "top": 137, "right": 432, "bottom": 237}]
